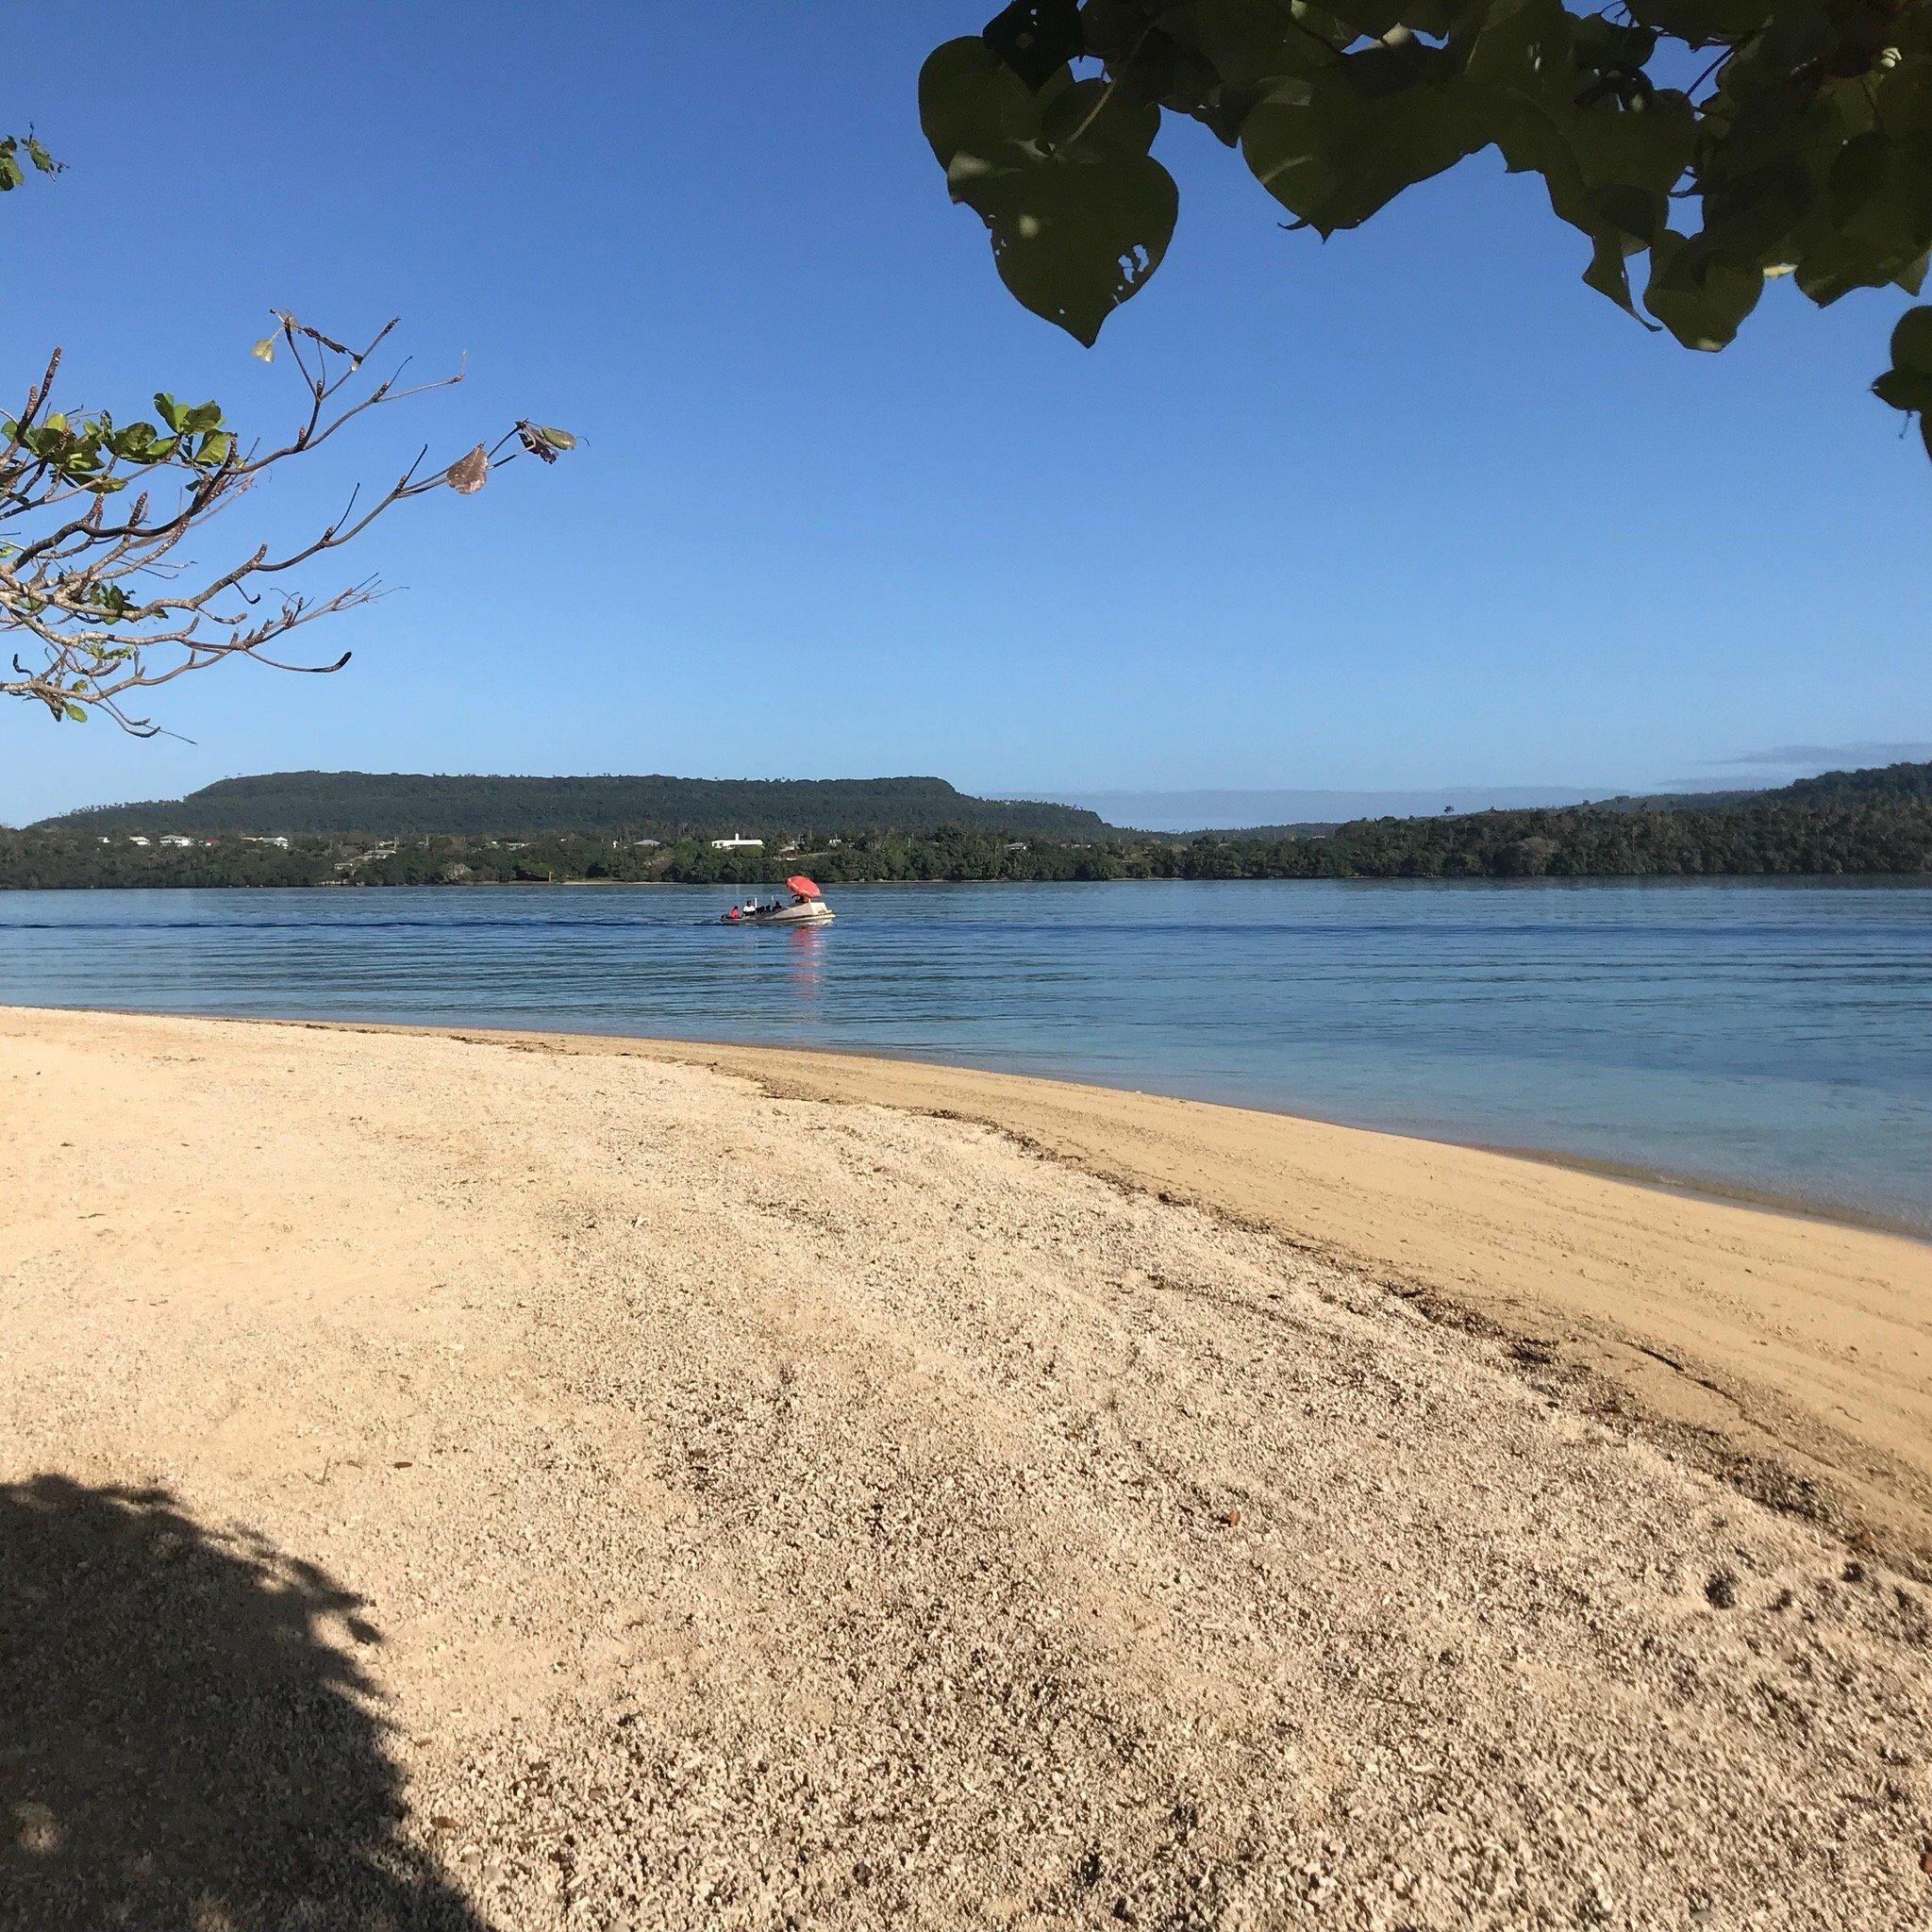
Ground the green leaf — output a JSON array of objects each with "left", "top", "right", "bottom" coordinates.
[
  {"left": 982, "top": 0, "right": 1083, "bottom": 91},
  {"left": 196, "top": 430, "right": 233, "bottom": 467},
  {"left": 1644, "top": 232, "right": 1764, "bottom": 350},
  {"left": 1624, "top": 0, "right": 1780, "bottom": 45},
  {"left": 1779, "top": 125, "right": 1932, "bottom": 308},
  {"left": 62, "top": 702, "right": 89, "bottom": 724},
  {"left": 536, "top": 425, "right": 577, "bottom": 450},
  {"left": 1243, "top": 58, "right": 1483, "bottom": 237},
  {"left": 1873, "top": 367, "right": 1932, "bottom": 412},
  {"left": 1041, "top": 76, "right": 1162, "bottom": 157},
  {"left": 1797, "top": 228, "right": 1924, "bottom": 308},
  {"left": 1569, "top": 93, "right": 1696, "bottom": 210},
  {"left": 1571, "top": 16, "right": 1658, "bottom": 71},
  {"left": 977, "top": 152, "right": 1178, "bottom": 344},
  {"left": 920, "top": 37, "right": 1053, "bottom": 183},
  {"left": 251, "top": 336, "right": 276, "bottom": 362},
  {"left": 923, "top": 32, "right": 1174, "bottom": 339},
  {"left": 1131, "top": 34, "right": 1237, "bottom": 129},
  {"left": 1148, "top": 0, "right": 1338, "bottom": 92},
  {"left": 154, "top": 393, "right": 186, "bottom": 432},
  {"left": 183, "top": 401, "right": 225, "bottom": 433},
  {"left": 1890, "top": 306, "right": 1932, "bottom": 376}
]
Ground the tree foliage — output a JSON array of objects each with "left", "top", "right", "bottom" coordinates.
[
  {"left": 37, "top": 771, "right": 1111, "bottom": 841},
  {"left": 0, "top": 131, "right": 60, "bottom": 194},
  {"left": 3, "top": 141, "right": 574, "bottom": 732},
  {"left": 1, "top": 315, "right": 575, "bottom": 733},
  {"left": 923, "top": 0, "right": 1932, "bottom": 455},
  {"left": 10, "top": 761, "right": 1930, "bottom": 886}
]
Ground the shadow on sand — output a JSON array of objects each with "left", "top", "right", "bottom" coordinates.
[{"left": 0, "top": 1474, "right": 488, "bottom": 1931}]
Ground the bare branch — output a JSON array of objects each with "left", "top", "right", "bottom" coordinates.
[{"left": 3, "top": 316, "right": 573, "bottom": 733}]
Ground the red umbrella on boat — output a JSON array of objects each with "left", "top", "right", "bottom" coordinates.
[{"left": 786, "top": 874, "right": 823, "bottom": 899}]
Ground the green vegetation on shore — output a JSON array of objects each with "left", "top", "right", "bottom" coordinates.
[
  {"left": 7, "top": 764, "right": 1929, "bottom": 888},
  {"left": 38, "top": 772, "right": 1111, "bottom": 842}
]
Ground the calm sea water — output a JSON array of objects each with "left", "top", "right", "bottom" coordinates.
[{"left": 3, "top": 879, "right": 1927, "bottom": 1232}]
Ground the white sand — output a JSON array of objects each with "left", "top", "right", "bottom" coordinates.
[{"left": 3, "top": 1008, "right": 1928, "bottom": 1930}]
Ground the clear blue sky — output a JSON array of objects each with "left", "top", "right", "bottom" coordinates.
[{"left": 4, "top": 0, "right": 1927, "bottom": 824}]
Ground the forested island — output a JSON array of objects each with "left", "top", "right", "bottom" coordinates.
[
  {"left": 38, "top": 772, "right": 1112, "bottom": 842},
  {"left": 6, "top": 762, "right": 1928, "bottom": 889}
]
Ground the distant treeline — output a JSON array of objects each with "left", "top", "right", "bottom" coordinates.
[
  {"left": 7, "top": 763, "right": 1930, "bottom": 888},
  {"left": 38, "top": 771, "right": 1113, "bottom": 841}
]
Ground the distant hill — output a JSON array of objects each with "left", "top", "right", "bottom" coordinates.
[
  {"left": 1185, "top": 823, "right": 1344, "bottom": 840},
  {"left": 1586, "top": 787, "right": 1766, "bottom": 812},
  {"left": 1775, "top": 760, "right": 1932, "bottom": 803},
  {"left": 45, "top": 770, "right": 1860, "bottom": 845},
  {"left": 11, "top": 760, "right": 1930, "bottom": 888},
  {"left": 1534, "top": 767, "right": 1926, "bottom": 816},
  {"left": 1059, "top": 781, "right": 1770, "bottom": 829},
  {"left": 1067, "top": 785, "right": 1611, "bottom": 829},
  {"left": 1191, "top": 789, "right": 1767, "bottom": 840},
  {"left": 41, "top": 772, "right": 1118, "bottom": 841}
]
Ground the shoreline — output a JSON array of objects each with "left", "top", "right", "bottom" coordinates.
[
  {"left": 7, "top": 870, "right": 1932, "bottom": 892},
  {"left": 1467, "top": 1135, "right": 1932, "bottom": 1244},
  {"left": 8, "top": 1004, "right": 1930, "bottom": 1572},
  {"left": 9, "top": 999, "right": 1925, "bottom": 1246},
  {"left": 711, "top": 1042, "right": 1932, "bottom": 1245}
]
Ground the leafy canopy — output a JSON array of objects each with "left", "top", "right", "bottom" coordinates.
[{"left": 922, "top": 0, "right": 1932, "bottom": 455}]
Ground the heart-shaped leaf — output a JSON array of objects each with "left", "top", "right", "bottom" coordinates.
[
  {"left": 1244, "top": 61, "right": 1484, "bottom": 236},
  {"left": 1644, "top": 232, "right": 1765, "bottom": 350},
  {"left": 983, "top": 152, "right": 1179, "bottom": 343},
  {"left": 921, "top": 37, "right": 1048, "bottom": 175}
]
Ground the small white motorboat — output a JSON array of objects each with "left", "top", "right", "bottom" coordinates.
[{"left": 719, "top": 873, "right": 835, "bottom": 927}]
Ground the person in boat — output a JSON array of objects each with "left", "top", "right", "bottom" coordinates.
[{"left": 720, "top": 874, "right": 830, "bottom": 924}]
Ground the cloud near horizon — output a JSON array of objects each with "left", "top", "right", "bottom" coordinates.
[{"left": 1715, "top": 741, "right": 1932, "bottom": 767}]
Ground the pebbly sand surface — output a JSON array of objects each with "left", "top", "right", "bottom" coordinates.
[{"left": 2, "top": 1007, "right": 1929, "bottom": 1930}]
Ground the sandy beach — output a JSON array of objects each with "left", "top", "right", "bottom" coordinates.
[{"left": 3, "top": 1006, "right": 1930, "bottom": 1930}]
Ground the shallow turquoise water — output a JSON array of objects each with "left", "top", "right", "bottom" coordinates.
[{"left": 3, "top": 878, "right": 1927, "bottom": 1231}]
